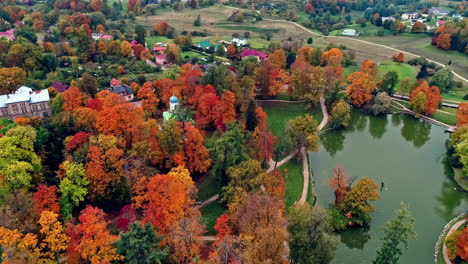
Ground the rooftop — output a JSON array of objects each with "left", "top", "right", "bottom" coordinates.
[
  {"left": 50, "top": 81, "right": 69, "bottom": 93},
  {"left": 0, "top": 86, "right": 50, "bottom": 108},
  {"left": 241, "top": 49, "right": 268, "bottom": 59},
  {"left": 110, "top": 84, "right": 133, "bottom": 96}
]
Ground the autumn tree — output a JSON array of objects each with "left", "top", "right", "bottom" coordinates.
[
  {"left": 456, "top": 103, "right": 468, "bottom": 126},
  {"left": 339, "top": 177, "right": 381, "bottom": 226},
  {"left": 286, "top": 114, "right": 320, "bottom": 152},
  {"left": 398, "top": 77, "right": 413, "bottom": 95},
  {"left": 0, "top": 190, "right": 38, "bottom": 234},
  {"left": 38, "top": 210, "right": 70, "bottom": 262},
  {"left": 288, "top": 203, "right": 338, "bottom": 264},
  {"left": 412, "top": 92, "right": 427, "bottom": 118},
  {"left": 321, "top": 48, "right": 343, "bottom": 66},
  {"left": 116, "top": 223, "right": 169, "bottom": 264},
  {"left": 230, "top": 193, "right": 288, "bottom": 263},
  {"left": 361, "top": 60, "right": 378, "bottom": 80},
  {"left": 158, "top": 119, "right": 184, "bottom": 168},
  {"left": 409, "top": 81, "right": 441, "bottom": 115},
  {"left": 436, "top": 33, "right": 451, "bottom": 50},
  {"left": 330, "top": 100, "right": 351, "bottom": 128},
  {"left": 329, "top": 166, "right": 349, "bottom": 207},
  {"left": 32, "top": 184, "right": 60, "bottom": 215},
  {"left": 346, "top": 71, "right": 376, "bottom": 107},
  {"left": 0, "top": 226, "right": 41, "bottom": 263},
  {"left": 247, "top": 107, "right": 276, "bottom": 163},
  {"left": 268, "top": 49, "right": 286, "bottom": 69},
  {"left": 373, "top": 203, "right": 416, "bottom": 264},
  {"left": 0, "top": 67, "right": 26, "bottom": 94},
  {"left": 62, "top": 86, "right": 85, "bottom": 111},
  {"left": 392, "top": 52, "right": 404, "bottom": 63},
  {"left": 457, "top": 227, "right": 468, "bottom": 261},
  {"left": 214, "top": 90, "right": 237, "bottom": 130},
  {"left": 412, "top": 21, "right": 427, "bottom": 32},
  {"left": 69, "top": 206, "right": 123, "bottom": 264},
  {"left": 181, "top": 124, "right": 211, "bottom": 174},
  {"left": 121, "top": 41, "right": 132, "bottom": 57},
  {"left": 269, "top": 68, "right": 290, "bottom": 96},
  {"left": 226, "top": 43, "right": 237, "bottom": 60},
  {"left": 154, "top": 22, "right": 169, "bottom": 36},
  {"left": 137, "top": 82, "right": 159, "bottom": 117},
  {"left": 166, "top": 43, "right": 181, "bottom": 64},
  {"left": 133, "top": 166, "right": 195, "bottom": 235}
]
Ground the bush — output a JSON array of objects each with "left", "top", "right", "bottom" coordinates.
[
  {"left": 307, "top": 37, "right": 313, "bottom": 44},
  {"left": 463, "top": 94, "right": 468, "bottom": 100},
  {"left": 328, "top": 208, "right": 347, "bottom": 232}
]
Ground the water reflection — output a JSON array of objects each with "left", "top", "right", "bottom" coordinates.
[
  {"left": 400, "top": 117, "right": 431, "bottom": 148},
  {"left": 348, "top": 111, "right": 368, "bottom": 132},
  {"left": 340, "top": 225, "right": 371, "bottom": 249},
  {"left": 391, "top": 114, "right": 402, "bottom": 127},
  {"left": 368, "top": 115, "right": 388, "bottom": 139},
  {"left": 435, "top": 157, "right": 467, "bottom": 221},
  {"left": 321, "top": 130, "right": 346, "bottom": 157}
]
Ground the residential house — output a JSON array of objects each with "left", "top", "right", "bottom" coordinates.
[
  {"left": 341, "top": 29, "right": 359, "bottom": 36},
  {"left": 436, "top": 20, "right": 446, "bottom": 27},
  {"left": 241, "top": 49, "right": 268, "bottom": 61},
  {"left": 429, "top": 7, "right": 449, "bottom": 17},
  {"left": 0, "top": 29, "right": 15, "bottom": 41},
  {"left": 0, "top": 86, "right": 52, "bottom": 120},
  {"left": 231, "top": 38, "right": 248, "bottom": 47},
  {"left": 402, "top": 13, "right": 418, "bottom": 20},
  {"left": 453, "top": 14, "right": 463, "bottom": 19},
  {"left": 155, "top": 54, "right": 168, "bottom": 65},
  {"left": 49, "top": 81, "right": 69, "bottom": 93},
  {"left": 109, "top": 84, "right": 134, "bottom": 101},
  {"left": 381, "top": 17, "right": 396, "bottom": 22},
  {"left": 153, "top": 46, "right": 166, "bottom": 54},
  {"left": 196, "top": 40, "right": 211, "bottom": 50},
  {"left": 110, "top": 78, "right": 121, "bottom": 87},
  {"left": 101, "top": 34, "right": 113, "bottom": 41},
  {"left": 91, "top": 33, "right": 103, "bottom": 41}
]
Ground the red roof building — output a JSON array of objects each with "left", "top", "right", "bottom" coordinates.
[{"left": 241, "top": 49, "right": 268, "bottom": 60}]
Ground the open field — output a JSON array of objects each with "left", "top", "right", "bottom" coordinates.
[
  {"left": 430, "top": 111, "right": 457, "bottom": 126},
  {"left": 377, "top": 60, "right": 418, "bottom": 87},
  {"left": 200, "top": 202, "right": 225, "bottom": 235}
]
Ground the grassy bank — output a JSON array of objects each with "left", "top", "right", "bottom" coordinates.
[
  {"left": 282, "top": 158, "right": 303, "bottom": 208},
  {"left": 200, "top": 202, "right": 225, "bottom": 235},
  {"left": 453, "top": 167, "right": 468, "bottom": 191}
]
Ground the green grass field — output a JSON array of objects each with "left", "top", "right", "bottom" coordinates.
[
  {"left": 200, "top": 202, "right": 225, "bottom": 235},
  {"left": 439, "top": 106, "right": 457, "bottom": 114},
  {"left": 145, "top": 36, "right": 171, "bottom": 47},
  {"left": 196, "top": 173, "right": 219, "bottom": 201},
  {"left": 282, "top": 158, "right": 303, "bottom": 208},
  {"left": 430, "top": 111, "right": 457, "bottom": 126},
  {"left": 258, "top": 102, "right": 322, "bottom": 137},
  {"left": 181, "top": 50, "right": 208, "bottom": 60},
  {"left": 214, "top": 25, "right": 280, "bottom": 34},
  {"left": 441, "top": 93, "right": 468, "bottom": 103},
  {"left": 377, "top": 60, "right": 417, "bottom": 87}
]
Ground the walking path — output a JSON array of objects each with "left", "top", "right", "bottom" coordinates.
[
  {"left": 391, "top": 97, "right": 456, "bottom": 116},
  {"left": 223, "top": 5, "right": 468, "bottom": 84},
  {"left": 442, "top": 218, "right": 466, "bottom": 263}
]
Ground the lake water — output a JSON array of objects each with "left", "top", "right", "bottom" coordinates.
[{"left": 308, "top": 111, "right": 467, "bottom": 264}]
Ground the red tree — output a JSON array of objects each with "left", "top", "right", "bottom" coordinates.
[
  {"left": 410, "top": 81, "right": 441, "bottom": 115},
  {"left": 32, "top": 184, "right": 60, "bottom": 215},
  {"left": 66, "top": 131, "right": 91, "bottom": 151},
  {"left": 214, "top": 90, "right": 237, "bottom": 130}
]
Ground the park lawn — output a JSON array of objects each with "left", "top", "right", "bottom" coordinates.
[
  {"left": 258, "top": 102, "right": 322, "bottom": 137},
  {"left": 454, "top": 167, "right": 468, "bottom": 191},
  {"left": 430, "top": 111, "right": 457, "bottom": 126},
  {"left": 441, "top": 93, "right": 468, "bottom": 103},
  {"left": 343, "top": 65, "right": 360, "bottom": 77},
  {"left": 196, "top": 173, "right": 219, "bottom": 201},
  {"left": 200, "top": 202, "right": 226, "bottom": 235},
  {"left": 377, "top": 60, "right": 417, "bottom": 87},
  {"left": 247, "top": 38, "right": 270, "bottom": 49},
  {"left": 439, "top": 106, "right": 457, "bottom": 114},
  {"left": 282, "top": 158, "right": 303, "bottom": 208},
  {"left": 181, "top": 50, "right": 208, "bottom": 59}
]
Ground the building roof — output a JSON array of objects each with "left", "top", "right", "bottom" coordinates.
[
  {"left": 241, "top": 49, "right": 268, "bottom": 59},
  {"left": 0, "top": 86, "right": 50, "bottom": 108},
  {"left": 50, "top": 81, "right": 69, "bottom": 93},
  {"left": 437, "top": 20, "right": 446, "bottom": 26},
  {"left": 110, "top": 84, "right": 133, "bottom": 96},
  {"left": 170, "top": 95, "right": 179, "bottom": 104},
  {"left": 110, "top": 78, "right": 121, "bottom": 87},
  {"left": 156, "top": 54, "right": 166, "bottom": 59},
  {"left": 101, "top": 34, "right": 113, "bottom": 40},
  {"left": 92, "top": 33, "right": 103, "bottom": 38},
  {"left": 341, "top": 29, "right": 359, "bottom": 36},
  {"left": 0, "top": 29, "right": 15, "bottom": 36},
  {"left": 153, "top": 46, "right": 167, "bottom": 51},
  {"left": 197, "top": 40, "right": 211, "bottom": 49},
  {"left": 429, "top": 7, "right": 449, "bottom": 14}
]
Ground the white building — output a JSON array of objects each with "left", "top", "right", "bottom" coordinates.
[
  {"left": 341, "top": 29, "right": 359, "bottom": 36},
  {"left": 402, "top": 13, "right": 418, "bottom": 20},
  {"left": 231, "top": 38, "right": 248, "bottom": 47},
  {"left": 0, "top": 86, "right": 51, "bottom": 119}
]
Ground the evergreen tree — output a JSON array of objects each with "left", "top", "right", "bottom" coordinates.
[
  {"left": 193, "top": 14, "right": 201, "bottom": 26},
  {"left": 135, "top": 25, "right": 146, "bottom": 46},
  {"left": 379, "top": 71, "right": 398, "bottom": 95},
  {"left": 416, "top": 64, "right": 429, "bottom": 80},
  {"left": 245, "top": 100, "right": 257, "bottom": 131}
]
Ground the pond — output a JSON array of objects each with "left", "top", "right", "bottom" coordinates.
[{"left": 309, "top": 111, "right": 467, "bottom": 264}]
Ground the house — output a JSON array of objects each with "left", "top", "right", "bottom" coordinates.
[
  {"left": 109, "top": 84, "right": 134, "bottom": 101},
  {"left": 436, "top": 20, "right": 446, "bottom": 27},
  {"left": 231, "top": 38, "right": 248, "bottom": 47},
  {"left": 101, "top": 34, "right": 113, "bottom": 41},
  {"left": 341, "top": 29, "right": 359, "bottom": 36},
  {"left": 381, "top": 17, "right": 396, "bottom": 22},
  {"left": 429, "top": 7, "right": 449, "bottom": 17},
  {"left": 0, "top": 86, "right": 52, "bottom": 120},
  {"left": 241, "top": 49, "right": 268, "bottom": 61},
  {"left": 214, "top": 43, "right": 226, "bottom": 52},
  {"left": 155, "top": 54, "right": 168, "bottom": 65},
  {"left": 153, "top": 46, "right": 166, "bottom": 54},
  {"left": 0, "top": 29, "right": 15, "bottom": 41},
  {"left": 196, "top": 40, "right": 211, "bottom": 50},
  {"left": 453, "top": 14, "right": 463, "bottom": 19},
  {"left": 49, "top": 81, "right": 69, "bottom": 93},
  {"left": 110, "top": 78, "right": 121, "bottom": 87},
  {"left": 402, "top": 13, "right": 418, "bottom": 20},
  {"left": 91, "top": 33, "right": 103, "bottom": 41}
]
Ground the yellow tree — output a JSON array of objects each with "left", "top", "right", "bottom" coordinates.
[
  {"left": 97, "top": 40, "right": 108, "bottom": 54},
  {"left": 38, "top": 211, "right": 70, "bottom": 262},
  {"left": 0, "top": 227, "right": 41, "bottom": 263},
  {"left": 120, "top": 41, "right": 132, "bottom": 57},
  {"left": 0, "top": 67, "right": 27, "bottom": 94},
  {"left": 268, "top": 49, "right": 286, "bottom": 69},
  {"left": 346, "top": 72, "right": 376, "bottom": 107}
]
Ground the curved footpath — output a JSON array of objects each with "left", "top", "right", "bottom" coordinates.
[
  {"left": 223, "top": 5, "right": 468, "bottom": 85},
  {"left": 442, "top": 218, "right": 467, "bottom": 264}
]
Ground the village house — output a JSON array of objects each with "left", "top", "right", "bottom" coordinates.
[
  {"left": 0, "top": 86, "right": 52, "bottom": 120},
  {"left": 231, "top": 38, "right": 248, "bottom": 47},
  {"left": 402, "top": 13, "right": 418, "bottom": 20},
  {"left": 155, "top": 54, "right": 168, "bottom": 65},
  {"left": 429, "top": 7, "right": 449, "bottom": 17},
  {"left": 91, "top": 33, "right": 113, "bottom": 41},
  {"left": 341, "top": 29, "right": 359, "bottom": 36},
  {"left": 381, "top": 17, "right": 396, "bottom": 22},
  {"left": 241, "top": 49, "right": 268, "bottom": 61},
  {"left": 49, "top": 81, "right": 69, "bottom": 93},
  {"left": 109, "top": 84, "right": 134, "bottom": 101},
  {"left": 436, "top": 20, "right": 447, "bottom": 27},
  {"left": 0, "top": 29, "right": 15, "bottom": 41},
  {"left": 196, "top": 40, "right": 211, "bottom": 50}
]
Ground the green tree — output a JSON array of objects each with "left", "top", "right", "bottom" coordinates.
[
  {"left": 330, "top": 100, "right": 351, "bottom": 128},
  {"left": 245, "top": 100, "right": 257, "bottom": 131},
  {"left": 78, "top": 72, "right": 99, "bottom": 97},
  {"left": 14, "top": 27, "right": 38, "bottom": 43},
  {"left": 373, "top": 203, "right": 416, "bottom": 264},
  {"left": 193, "top": 14, "right": 201, "bottom": 26},
  {"left": 221, "top": 159, "right": 267, "bottom": 204},
  {"left": 59, "top": 161, "right": 88, "bottom": 220},
  {"left": 412, "top": 91, "right": 427, "bottom": 118},
  {"left": 211, "top": 124, "right": 247, "bottom": 187},
  {"left": 75, "top": 26, "right": 95, "bottom": 62},
  {"left": 163, "top": 65, "right": 182, "bottom": 80},
  {"left": 288, "top": 203, "right": 338, "bottom": 264},
  {"left": 398, "top": 77, "right": 413, "bottom": 95},
  {"left": 117, "top": 223, "right": 168, "bottom": 264},
  {"left": 135, "top": 25, "right": 146, "bottom": 46},
  {"left": 286, "top": 114, "right": 320, "bottom": 151},
  {"left": 379, "top": 71, "right": 398, "bottom": 95},
  {"left": 429, "top": 67, "right": 455, "bottom": 92},
  {"left": 158, "top": 119, "right": 183, "bottom": 167}
]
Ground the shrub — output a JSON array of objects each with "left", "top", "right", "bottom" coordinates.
[
  {"left": 328, "top": 208, "right": 347, "bottom": 232},
  {"left": 445, "top": 230, "right": 462, "bottom": 260}
]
